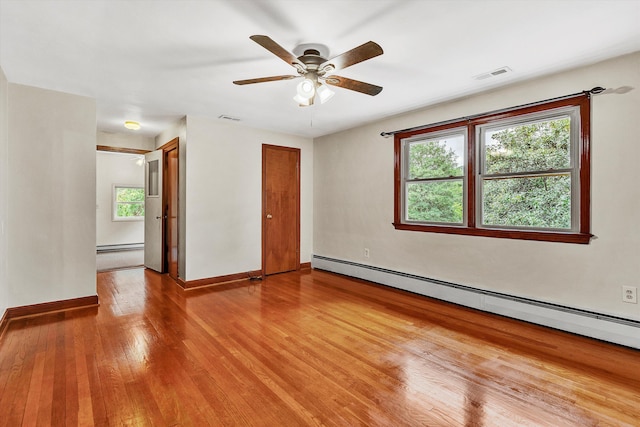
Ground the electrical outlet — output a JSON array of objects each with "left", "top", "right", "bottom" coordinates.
[
  {"left": 622, "top": 286, "right": 637, "bottom": 304},
  {"left": 364, "top": 248, "right": 370, "bottom": 258}
]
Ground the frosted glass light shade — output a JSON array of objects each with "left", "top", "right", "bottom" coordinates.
[
  {"left": 317, "top": 84, "right": 335, "bottom": 104},
  {"left": 296, "top": 79, "right": 315, "bottom": 99},
  {"left": 293, "top": 94, "right": 311, "bottom": 106}
]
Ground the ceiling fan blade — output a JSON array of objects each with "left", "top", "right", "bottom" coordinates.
[
  {"left": 249, "top": 35, "right": 306, "bottom": 69},
  {"left": 233, "top": 75, "right": 299, "bottom": 85},
  {"left": 321, "top": 41, "right": 383, "bottom": 72},
  {"left": 323, "top": 76, "right": 383, "bottom": 96}
]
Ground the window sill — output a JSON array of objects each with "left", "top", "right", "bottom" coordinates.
[
  {"left": 392, "top": 222, "right": 592, "bottom": 244},
  {"left": 112, "top": 217, "right": 145, "bottom": 222}
]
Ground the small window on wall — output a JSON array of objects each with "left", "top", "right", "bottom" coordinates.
[{"left": 113, "top": 186, "right": 145, "bottom": 221}]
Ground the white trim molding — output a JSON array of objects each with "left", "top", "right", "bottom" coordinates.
[{"left": 312, "top": 255, "right": 640, "bottom": 350}]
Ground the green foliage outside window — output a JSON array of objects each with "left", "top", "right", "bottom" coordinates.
[
  {"left": 483, "top": 118, "right": 571, "bottom": 229},
  {"left": 407, "top": 180, "right": 463, "bottom": 223},
  {"left": 407, "top": 138, "right": 464, "bottom": 223},
  {"left": 115, "top": 187, "right": 145, "bottom": 219},
  {"left": 408, "top": 139, "right": 464, "bottom": 179}
]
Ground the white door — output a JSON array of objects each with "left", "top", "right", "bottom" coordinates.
[{"left": 144, "top": 149, "right": 163, "bottom": 272}]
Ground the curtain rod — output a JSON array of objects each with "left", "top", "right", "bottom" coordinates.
[{"left": 379, "top": 86, "right": 604, "bottom": 138}]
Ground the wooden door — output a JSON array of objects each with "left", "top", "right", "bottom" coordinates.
[
  {"left": 262, "top": 145, "right": 300, "bottom": 275},
  {"left": 164, "top": 143, "right": 179, "bottom": 279}
]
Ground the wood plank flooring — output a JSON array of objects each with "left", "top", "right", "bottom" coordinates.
[{"left": 0, "top": 268, "right": 638, "bottom": 426}]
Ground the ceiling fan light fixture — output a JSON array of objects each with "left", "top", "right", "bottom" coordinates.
[
  {"left": 237, "top": 35, "right": 383, "bottom": 107},
  {"left": 317, "top": 84, "right": 335, "bottom": 104}
]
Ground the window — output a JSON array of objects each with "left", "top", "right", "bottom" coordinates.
[
  {"left": 405, "top": 128, "right": 466, "bottom": 224},
  {"left": 113, "top": 186, "right": 145, "bottom": 221},
  {"left": 394, "top": 94, "right": 591, "bottom": 243}
]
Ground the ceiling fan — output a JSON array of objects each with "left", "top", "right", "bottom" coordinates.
[{"left": 233, "top": 35, "right": 383, "bottom": 106}]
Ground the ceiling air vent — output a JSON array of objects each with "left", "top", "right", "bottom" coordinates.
[
  {"left": 474, "top": 66, "right": 512, "bottom": 81},
  {"left": 218, "top": 115, "right": 241, "bottom": 122}
]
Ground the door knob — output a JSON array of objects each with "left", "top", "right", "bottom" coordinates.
[
  {"left": 156, "top": 216, "right": 162, "bottom": 219},
  {"left": 266, "top": 214, "right": 273, "bottom": 219}
]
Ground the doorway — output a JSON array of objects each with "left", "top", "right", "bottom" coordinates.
[
  {"left": 262, "top": 144, "right": 300, "bottom": 275},
  {"left": 144, "top": 137, "right": 179, "bottom": 280},
  {"left": 96, "top": 147, "right": 148, "bottom": 271}
]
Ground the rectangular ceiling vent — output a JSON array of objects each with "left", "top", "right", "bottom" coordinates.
[
  {"left": 218, "top": 115, "right": 241, "bottom": 122},
  {"left": 474, "top": 66, "right": 512, "bottom": 81}
]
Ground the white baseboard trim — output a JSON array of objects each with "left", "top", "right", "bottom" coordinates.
[{"left": 312, "top": 255, "right": 640, "bottom": 350}]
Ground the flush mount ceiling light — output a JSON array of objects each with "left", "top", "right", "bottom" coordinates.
[
  {"left": 233, "top": 35, "right": 383, "bottom": 107},
  {"left": 124, "top": 120, "right": 141, "bottom": 130}
]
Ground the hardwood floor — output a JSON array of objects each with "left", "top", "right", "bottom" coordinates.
[{"left": 0, "top": 268, "right": 638, "bottom": 426}]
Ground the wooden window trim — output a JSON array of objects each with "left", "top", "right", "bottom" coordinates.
[{"left": 393, "top": 94, "right": 592, "bottom": 244}]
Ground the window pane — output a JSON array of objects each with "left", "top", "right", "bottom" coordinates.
[
  {"left": 116, "top": 187, "right": 144, "bottom": 202},
  {"left": 482, "top": 175, "right": 571, "bottom": 229},
  {"left": 148, "top": 160, "right": 159, "bottom": 196},
  {"left": 406, "top": 181, "right": 463, "bottom": 223},
  {"left": 117, "top": 203, "right": 145, "bottom": 218},
  {"left": 484, "top": 117, "right": 570, "bottom": 174},
  {"left": 408, "top": 134, "right": 465, "bottom": 179}
]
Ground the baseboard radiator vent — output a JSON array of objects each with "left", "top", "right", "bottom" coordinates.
[
  {"left": 97, "top": 243, "right": 144, "bottom": 253},
  {"left": 312, "top": 255, "right": 640, "bottom": 350}
]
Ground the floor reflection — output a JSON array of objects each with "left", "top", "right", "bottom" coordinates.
[{"left": 80, "top": 268, "right": 639, "bottom": 426}]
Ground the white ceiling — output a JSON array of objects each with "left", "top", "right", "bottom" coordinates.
[{"left": 1, "top": 0, "right": 639, "bottom": 139}]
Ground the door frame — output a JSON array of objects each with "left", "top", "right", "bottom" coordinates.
[
  {"left": 97, "top": 142, "right": 179, "bottom": 277},
  {"left": 96, "top": 144, "right": 151, "bottom": 255},
  {"left": 158, "top": 137, "right": 179, "bottom": 277},
  {"left": 261, "top": 144, "right": 301, "bottom": 276},
  {"left": 161, "top": 138, "right": 179, "bottom": 279},
  {"left": 96, "top": 145, "right": 150, "bottom": 156}
]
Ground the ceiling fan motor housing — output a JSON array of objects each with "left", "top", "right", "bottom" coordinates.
[{"left": 297, "top": 49, "right": 335, "bottom": 76}]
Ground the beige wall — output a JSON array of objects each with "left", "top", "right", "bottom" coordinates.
[
  {"left": 6, "top": 83, "right": 97, "bottom": 307},
  {"left": 0, "top": 67, "right": 8, "bottom": 315},
  {"left": 183, "top": 117, "right": 313, "bottom": 281},
  {"left": 154, "top": 116, "right": 313, "bottom": 282},
  {"left": 314, "top": 52, "right": 640, "bottom": 321}
]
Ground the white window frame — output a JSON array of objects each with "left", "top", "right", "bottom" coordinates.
[{"left": 112, "top": 185, "right": 145, "bottom": 222}]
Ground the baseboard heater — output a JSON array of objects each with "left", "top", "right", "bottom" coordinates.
[
  {"left": 312, "top": 255, "right": 640, "bottom": 350},
  {"left": 97, "top": 243, "right": 144, "bottom": 253}
]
